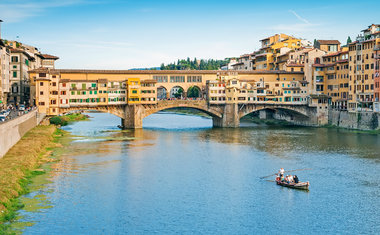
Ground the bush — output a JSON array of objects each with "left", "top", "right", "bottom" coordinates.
[{"left": 49, "top": 116, "right": 68, "bottom": 126}]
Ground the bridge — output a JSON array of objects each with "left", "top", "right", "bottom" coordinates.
[{"left": 59, "top": 99, "right": 324, "bottom": 128}]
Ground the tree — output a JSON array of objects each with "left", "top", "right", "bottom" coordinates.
[
  {"left": 346, "top": 36, "right": 352, "bottom": 45},
  {"left": 187, "top": 86, "right": 200, "bottom": 98},
  {"left": 160, "top": 63, "right": 165, "bottom": 70},
  {"left": 174, "top": 88, "right": 184, "bottom": 98},
  {"left": 313, "top": 39, "right": 317, "bottom": 48}
]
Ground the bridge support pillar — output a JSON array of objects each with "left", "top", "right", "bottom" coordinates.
[
  {"left": 122, "top": 105, "right": 144, "bottom": 129},
  {"left": 213, "top": 103, "right": 240, "bottom": 128}
]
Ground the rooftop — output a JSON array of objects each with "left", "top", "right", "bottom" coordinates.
[
  {"left": 29, "top": 68, "right": 304, "bottom": 75},
  {"left": 317, "top": 40, "right": 341, "bottom": 45}
]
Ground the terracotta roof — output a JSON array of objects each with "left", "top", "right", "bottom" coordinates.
[
  {"left": 239, "top": 79, "right": 257, "bottom": 82},
  {"left": 240, "top": 54, "right": 250, "bottom": 58},
  {"left": 10, "top": 48, "right": 35, "bottom": 60},
  {"left": 141, "top": 79, "right": 157, "bottom": 83},
  {"left": 98, "top": 79, "right": 108, "bottom": 83},
  {"left": 317, "top": 40, "right": 340, "bottom": 45},
  {"left": 287, "top": 63, "right": 304, "bottom": 67},
  {"left": 38, "top": 54, "right": 59, "bottom": 60},
  {"left": 28, "top": 67, "right": 49, "bottom": 73},
  {"left": 323, "top": 52, "right": 341, "bottom": 57},
  {"left": 336, "top": 59, "right": 348, "bottom": 63},
  {"left": 28, "top": 68, "right": 304, "bottom": 75},
  {"left": 313, "top": 64, "right": 326, "bottom": 67}
]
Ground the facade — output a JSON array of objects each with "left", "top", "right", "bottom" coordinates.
[
  {"left": 315, "top": 40, "right": 341, "bottom": 53},
  {"left": 207, "top": 71, "right": 307, "bottom": 105},
  {"left": 348, "top": 24, "right": 380, "bottom": 112},
  {"left": 0, "top": 40, "right": 10, "bottom": 106},
  {"left": 9, "top": 48, "right": 33, "bottom": 105},
  {"left": 1, "top": 40, "right": 58, "bottom": 106},
  {"left": 29, "top": 69, "right": 307, "bottom": 116}
]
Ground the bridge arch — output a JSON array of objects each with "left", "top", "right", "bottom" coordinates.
[
  {"left": 59, "top": 105, "right": 126, "bottom": 119},
  {"left": 170, "top": 86, "right": 185, "bottom": 98},
  {"left": 187, "top": 85, "right": 202, "bottom": 98},
  {"left": 238, "top": 104, "right": 310, "bottom": 119},
  {"left": 142, "top": 100, "right": 223, "bottom": 120},
  {"left": 157, "top": 86, "right": 168, "bottom": 100}
]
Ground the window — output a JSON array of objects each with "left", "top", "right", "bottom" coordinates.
[
  {"left": 187, "top": 76, "right": 202, "bottom": 83},
  {"left": 153, "top": 75, "right": 168, "bottom": 83},
  {"left": 170, "top": 76, "right": 185, "bottom": 83},
  {"left": 40, "top": 91, "right": 44, "bottom": 95},
  {"left": 13, "top": 71, "right": 17, "bottom": 78},
  {"left": 82, "top": 84, "right": 86, "bottom": 89},
  {"left": 11, "top": 56, "right": 18, "bottom": 62},
  {"left": 132, "top": 90, "right": 137, "bottom": 94},
  {"left": 40, "top": 82, "right": 44, "bottom": 86}
]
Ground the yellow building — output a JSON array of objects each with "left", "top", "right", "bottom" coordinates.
[
  {"left": 30, "top": 69, "right": 306, "bottom": 115},
  {"left": 254, "top": 34, "right": 305, "bottom": 70},
  {"left": 348, "top": 24, "right": 379, "bottom": 112}
]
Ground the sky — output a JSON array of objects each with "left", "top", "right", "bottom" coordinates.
[{"left": 0, "top": 0, "right": 379, "bottom": 69}]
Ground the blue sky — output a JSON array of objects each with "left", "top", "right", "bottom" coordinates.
[{"left": 0, "top": 0, "right": 379, "bottom": 69}]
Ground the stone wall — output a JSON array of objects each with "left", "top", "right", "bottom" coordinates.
[
  {"left": 0, "top": 110, "right": 40, "bottom": 158},
  {"left": 328, "top": 109, "right": 380, "bottom": 130}
]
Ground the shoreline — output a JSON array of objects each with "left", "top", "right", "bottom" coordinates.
[{"left": 0, "top": 125, "right": 66, "bottom": 233}]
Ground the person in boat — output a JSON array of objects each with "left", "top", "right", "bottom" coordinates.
[
  {"left": 294, "top": 175, "right": 299, "bottom": 183},
  {"left": 278, "top": 168, "right": 285, "bottom": 181},
  {"left": 288, "top": 175, "right": 294, "bottom": 183}
]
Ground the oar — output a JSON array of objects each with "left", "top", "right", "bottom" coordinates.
[
  {"left": 259, "top": 168, "right": 312, "bottom": 179},
  {"left": 259, "top": 173, "right": 277, "bottom": 179}
]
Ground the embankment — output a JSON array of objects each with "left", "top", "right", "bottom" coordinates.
[
  {"left": 328, "top": 109, "right": 380, "bottom": 131},
  {"left": 0, "top": 125, "right": 61, "bottom": 231},
  {"left": 0, "top": 110, "right": 46, "bottom": 158}
]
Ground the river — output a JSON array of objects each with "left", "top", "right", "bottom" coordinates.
[{"left": 13, "top": 112, "right": 380, "bottom": 234}]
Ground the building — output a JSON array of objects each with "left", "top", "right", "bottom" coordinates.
[
  {"left": 9, "top": 48, "right": 34, "bottom": 105},
  {"left": 348, "top": 24, "right": 380, "bottom": 112},
  {"left": 315, "top": 40, "right": 341, "bottom": 53},
  {"left": 0, "top": 40, "right": 10, "bottom": 107},
  {"left": 29, "top": 69, "right": 306, "bottom": 116}
]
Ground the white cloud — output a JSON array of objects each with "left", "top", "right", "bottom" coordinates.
[
  {"left": 289, "top": 10, "right": 310, "bottom": 24},
  {"left": 272, "top": 10, "right": 320, "bottom": 33},
  {"left": 0, "top": 0, "right": 101, "bottom": 22}
]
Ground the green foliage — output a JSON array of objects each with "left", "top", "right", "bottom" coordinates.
[
  {"left": 187, "top": 86, "right": 200, "bottom": 98},
  {"left": 346, "top": 36, "right": 352, "bottom": 45},
  {"left": 49, "top": 113, "right": 89, "bottom": 126},
  {"left": 160, "top": 58, "right": 230, "bottom": 70},
  {"left": 49, "top": 116, "right": 68, "bottom": 126}
]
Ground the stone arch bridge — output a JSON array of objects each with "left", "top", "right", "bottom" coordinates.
[{"left": 59, "top": 100, "right": 323, "bottom": 128}]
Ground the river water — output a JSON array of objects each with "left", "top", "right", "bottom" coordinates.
[{"left": 14, "top": 112, "right": 380, "bottom": 234}]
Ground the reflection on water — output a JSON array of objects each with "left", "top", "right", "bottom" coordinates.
[{"left": 15, "top": 112, "right": 380, "bottom": 234}]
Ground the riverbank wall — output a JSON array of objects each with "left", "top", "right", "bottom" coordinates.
[
  {"left": 0, "top": 125, "right": 59, "bottom": 231},
  {"left": 328, "top": 109, "right": 380, "bottom": 130},
  {"left": 0, "top": 110, "right": 46, "bottom": 158}
]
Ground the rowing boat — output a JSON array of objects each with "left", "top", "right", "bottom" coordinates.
[{"left": 275, "top": 179, "right": 310, "bottom": 190}]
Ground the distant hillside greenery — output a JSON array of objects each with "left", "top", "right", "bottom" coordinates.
[{"left": 160, "top": 58, "right": 230, "bottom": 70}]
